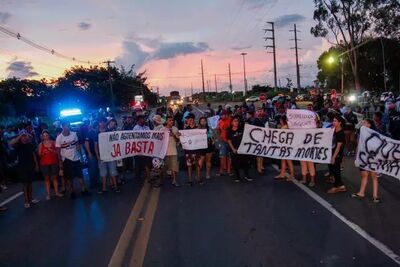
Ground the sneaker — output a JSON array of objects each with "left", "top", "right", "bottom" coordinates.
[
  {"left": 308, "top": 182, "right": 315, "bottom": 187},
  {"left": 46, "top": 195, "right": 51, "bottom": 201},
  {"left": 300, "top": 180, "right": 307, "bottom": 184},
  {"left": 31, "top": 199, "right": 40, "bottom": 204},
  {"left": 24, "top": 203, "right": 31, "bottom": 209},
  {"left": 172, "top": 182, "right": 180, "bottom": 187},
  {"left": 351, "top": 193, "right": 364, "bottom": 199},
  {"left": 206, "top": 176, "right": 211, "bottom": 180},
  {"left": 0, "top": 185, "right": 8, "bottom": 190},
  {"left": 327, "top": 186, "right": 347, "bottom": 194},
  {"left": 372, "top": 197, "right": 381, "bottom": 203},
  {"left": 244, "top": 176, "right": 253, "bottom": 182},
  {"left": 115, "top": 188, "right": 121, "bottom": 193},
  {"left": 235, "top": 178, "right": 241, "bottom": 183},
  {"left": 55, "top": 193, "right": 64, "bottom": 198}
]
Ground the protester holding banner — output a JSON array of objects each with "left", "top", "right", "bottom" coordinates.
[
  {"left": 183, "top": 113, "right": 203, "bottom": 186},
  {"left": 133, "top": 115, "right": 152, "bottom": 181},
  {"left": 275, "top": 115, "right": 295, "bottom": 181},
  {"left": 227, "top": 116, "right": 252, "bottom": 182},
  {"left": 327, "top": 114, "right": 347, "bottom": 194},
  {"left": 159, "top": 116, "right": 180, "bottom": 187},
  {"left": 352, "top": 119, "right": 380, "bottom": 203},
  {"left": 95, "top": 118, "right": 120, "bottom": 194}
]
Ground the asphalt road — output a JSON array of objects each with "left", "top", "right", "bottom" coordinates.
[{"left": 1, "top": 154, "right": 399, "bottom": 267}]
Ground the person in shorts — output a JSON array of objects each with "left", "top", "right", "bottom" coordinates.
[
  {"left": 158, "top": 116, "right": 180, "bottom": 187},
  {"left": 183, "top": 113, "right": 203, "bottom": 186},
  {"left": 216, "top": 110, "right": 231, "bottom": 176},
  {"left": 56, "top": 121, "right": 90, "bottom": 199},
  {"left": 38, "top": 130, "right": 62, "bottom": 200},
  {"left": 95, "top": 118, "right": 120, "bottom": 193}
]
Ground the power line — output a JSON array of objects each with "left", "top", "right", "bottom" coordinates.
[{"left": 0, "top": 25, "right": 92, "bottom": 65}]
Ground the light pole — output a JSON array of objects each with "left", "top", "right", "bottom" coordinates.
[{"left": 241, "top": 52, "right": 248, "bottom": 96}]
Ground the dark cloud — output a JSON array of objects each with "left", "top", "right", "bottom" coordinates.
[
  {"left": 0, "top": 12, "right": 11, "bottom": 24},
  {"left": 152, "top": 42, "right": 210, "bottom": 60},
  {"left": 116, "top": 37, "right": 211, "bottom": 68},
  {"left": 6, "top": 61, "right": 38, "bottom": 78},
  {"left": 231, "top": 45, "right": 253, "bottom": 51},
  {"left": 115, "top": 41, "right": 150, "bottom": 69},
  {"left": 243, "top": 0, "right": 278, "bottom": 10},
  {"left": 274, "top": 14, "right": 306, "bottom": 28},
  {"left": 78, "top": 22, "right": 91, "bottom": 30}
]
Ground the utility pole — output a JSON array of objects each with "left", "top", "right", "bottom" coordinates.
[
  {"left": 264, "top": 22, "right": 277, "bottom": 91},
  {"left": 102, "top": 60, "right": 116, "bottom": 110},
  {"left": 241, "top": 52, "right": 248, "bottom": 96},
  {"left": 201, "top": 60, "right": 206, "bottom": 102},
  {"left": 214, "top": 74, "right": 218, "bottom": 93},
  {"left": 290, "top": 24, "right": 301, "bottom": 90},
  {"left": 228, "top": 63, "right": 233, "bottom": 94}
]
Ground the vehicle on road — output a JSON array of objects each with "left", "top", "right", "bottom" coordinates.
[
  {"left": 245, "top": 96, "right": 259, "bottom": 102},
  {"left": 58, "top": 108, "right": 84, "bottom": 130},
  {"left": 168, "top": 91, "right": 183, "bottom": 109}
]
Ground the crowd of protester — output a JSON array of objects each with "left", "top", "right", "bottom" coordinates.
[{"left": 0, "top": 90, "right": 399, "bottom": 212}]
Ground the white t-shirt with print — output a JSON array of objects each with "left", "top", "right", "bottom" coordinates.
[{"left": 55, "top": 131, "right": 81, "bottom": 161}]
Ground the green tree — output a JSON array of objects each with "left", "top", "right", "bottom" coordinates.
[{"left": 311, "top": 0, "right": 400, "bottom": 91}]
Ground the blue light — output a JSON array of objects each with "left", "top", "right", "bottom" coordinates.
[{"left": 60, "top": 108, "right": 82, "bottom": 117}]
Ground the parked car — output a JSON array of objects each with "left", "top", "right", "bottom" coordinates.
[{"left": 245, "top": 96, "right": 259, "bottom": 102}]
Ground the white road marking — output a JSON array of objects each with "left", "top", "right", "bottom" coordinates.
[
  {"left": 271, "top": 165, "right": 400, "bottom": 265},
  {"left": 0, "top": 192, "right": 23, "bottom": 207}
]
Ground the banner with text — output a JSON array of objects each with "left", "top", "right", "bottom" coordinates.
[
  {"left": 287, "top": 109, "right": 317, "bottom": 129},
  {"left": 355, "top": 126, "right": 400, "bottom": 179},
  {"left": 99, "top": 130, "right": 169, "bottom": 162},
  {"left": 179, "top": 129, "right": 207, "bottom": 150},
  {"left": 237, "top": 124, "right": 334, "bottom": 163}
]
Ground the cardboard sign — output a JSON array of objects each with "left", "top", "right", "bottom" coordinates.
[
  {"left": 287, "top": 109, "right": 317, "bottom": 129},
  {"left": 179, "top": 129, "right": 207, "bottom": 150}
]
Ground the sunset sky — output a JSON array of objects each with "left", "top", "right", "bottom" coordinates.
[{"left": 0, "top": 0, "right": 331, "bottom": 96}]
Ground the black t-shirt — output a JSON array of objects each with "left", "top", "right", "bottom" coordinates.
[
  {"left": 227, "top": 127, "right": 243, "bottom": 150},
  {"left": 332, "top": 129, "right": 345, "bottom": 158},
  {"left": 15, "top": 142, "right": 35, "bottom": 169},
  {"left": 85, "top": 129, "right": 98, "bottom": 155},
  {"left": 344, "top": 112, "right": 358, "bottom": 130}
]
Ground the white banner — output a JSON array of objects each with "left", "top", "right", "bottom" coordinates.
[
  {"left": 99, "top": 130, "right": 169, "bottom": 162},
  {"left": 238, "top": 124, "right": 334, "bottom": 163},
  {"left": 207, "top": 115, "right": 220, "bottom": 129},
  {"left": 179, "top": 129, "right": 207, "bottom": 150},
  {"left": 355, "top": 126, "right": 400, "bottom": 179},
  {"left": 287, "top": 109, "right": 317, "bottom": 129}
]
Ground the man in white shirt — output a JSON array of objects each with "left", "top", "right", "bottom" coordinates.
[
  {"left": 56, "top": 121, "right": 90, "bottom": 199},
  {"left": 133, "top": 115, "right": 151, "bottom": 180},
  {"left": 157, "top": 116, "right": 179, "bottom": 187}
]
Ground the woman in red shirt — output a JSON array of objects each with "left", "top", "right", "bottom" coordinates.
[{"left": 38, "top": 130, "right": 63, "bottom": 199}]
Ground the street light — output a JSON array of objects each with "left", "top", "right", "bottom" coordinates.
[
  {"left": 327, "top": 55, "right": 344, "bottom": 97},
  {"left": 241, "top": 52, "right": 248, "bottom": 96}
]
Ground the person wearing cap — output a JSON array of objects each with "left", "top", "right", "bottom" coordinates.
[
  {"left": 133, "top": 115, "right": 151, "bottom": 180},
  {"left": 11, "top": 130, "right": 40, "bottom": 208},
  {"left": 152, "top": 115, "right": 163, "bottom": 130},
  {"left": 216, "top": 110, "right": 232, "bottom": 176},
  {"left": 38, "top": 130, "right": 63, "bottom": 200},
  {"left": 56, "top": 121, "right": 90, "bottom": 199},
  {"left": 327, "top": 114, "right": 347, "bottom": 194}
]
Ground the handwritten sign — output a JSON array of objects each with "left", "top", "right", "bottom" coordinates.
[
  {"left": 207, "top": 115, "right": 220, "bottom": 129},
  {"left": 287, "top": 109, "right": 317, "bottom": 129},
  {"left": 355, "top": 126, "right": 400, "bottom": 179},
  {"left": 237, "top": 124, "right": 334, "bottom": 163},
  {"left": 98, "top": 130, "right": 169, "bottom": 162},
  {"left": 179, "top": 129, "right": 207, "bottom": 150}
]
